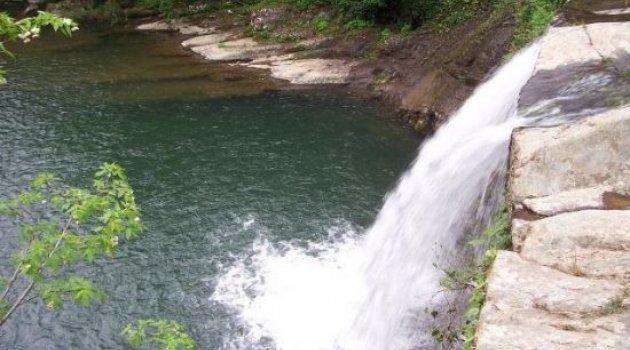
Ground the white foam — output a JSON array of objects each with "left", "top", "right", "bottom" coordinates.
[{"left": 212, "top": 45, "right": 540, "bottom": 350}]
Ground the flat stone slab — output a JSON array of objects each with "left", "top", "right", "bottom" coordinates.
[
  {"left": 266, "top": 59, "right": 354, "bottom": 84},
  {"left": 522, "top": 186, "right": 614, "bottom": 216},
  {"left": 190, "top": 38, "right": 282, "bottom": 62},
  {"left": 137, "top": 20, "right": 212, "bottom": 36},
  {"left": 476, "top": 251, "right": 629, "bottom": 350},
  {"left": 536, "top": 22, "right": 630, "bottom": 72},
  {"left": 181, "top": 33, "right": 233, "bottom": 48},
  {"left": 519, "top": 210, "right": 630, "bottom": 282},
  {"left": 510, "top": 106, "right": 630, "bottom": 203}
]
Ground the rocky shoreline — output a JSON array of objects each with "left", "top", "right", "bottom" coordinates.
[
  {"left": 132, "top": 4, "right": 518, "bottom": 134},
  {"left": 476, "top": 15, "right": 630, "bottom": 350}
]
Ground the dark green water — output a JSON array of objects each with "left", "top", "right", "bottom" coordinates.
[{"left": 0, "top": 28, "right": 417, "bottom": 349}]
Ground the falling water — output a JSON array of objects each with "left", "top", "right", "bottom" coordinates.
[{"left": 212, "top": 45, "right": 540, "bottom": 350}]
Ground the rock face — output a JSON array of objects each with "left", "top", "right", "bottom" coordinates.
[{"left": 476, "top": 10, "right": 630, "bottom": 350}]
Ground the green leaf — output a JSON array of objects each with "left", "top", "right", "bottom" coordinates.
[{"left": 123, "top": 319, "right": 196, "bottom": 350}]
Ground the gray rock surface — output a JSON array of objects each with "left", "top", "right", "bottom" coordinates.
[
  {"left": 181, "top": 33, "right": 233, "bottom": 48},
  {"left": 519, "top": 210, "right": 630, "bottom": 282},
  {"left": 477, "top": 252, "right": 629, "bottom": 350},
  {"left": 510, "top": 106, "right": 630, "bottom": 203},
  {"left": 189, "top": 38, "right": 282, "bottom": 62},
  {"left": 535, "top": 22, "right": 630, "bottom": 72},
  {"left": 478, "top": 19, "right": 630, "bottom": 350}
]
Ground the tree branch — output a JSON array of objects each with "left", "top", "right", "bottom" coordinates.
[{"left": 0, "top": 217, "right": 72, "bottom": 328}]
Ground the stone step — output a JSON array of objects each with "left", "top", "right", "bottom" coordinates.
[
  {"left": 476, "top": 251, "right": 628, "bottom": 350},
  {"left": 516, "top": 210, "right": 630, "bottom": 283}
]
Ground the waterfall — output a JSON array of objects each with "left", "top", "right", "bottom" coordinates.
[{"left": 212, "top": 45, "right": 540, "bottom": 350}]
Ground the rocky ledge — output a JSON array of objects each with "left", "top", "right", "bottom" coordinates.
[
  {"left": 137, "top": 19, "right": 355, "bottom": 85},
  {"left": 476, "top": 14, "right": 630, "bottom": 350}
]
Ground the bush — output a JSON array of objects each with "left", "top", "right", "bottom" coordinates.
[
  {"left": 313, "top": 16, "right": 330, "bottom": 32},
  {"left": 345, "top": 18, "right": 371, "bottom": 30}
]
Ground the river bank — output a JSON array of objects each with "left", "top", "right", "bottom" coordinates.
[
  {"left": 132, "top": 11, "right": 513, "bottom": 133},
  {"left": 122, "top": 3, "right": 518, "bottom": 134}
]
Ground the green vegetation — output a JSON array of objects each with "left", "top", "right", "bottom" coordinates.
[
  {"left": 0, "top": 163, "right": 142, "bottom": 327},
  {"left": 124, "top": 319, "right": 196, "bottom": 350},
  {"left": 345, "top": 18, "right": 371, "bottom": 31},
  {"left": 512, "top": 0, "right": 564, "bottom": 50},
  {"left": 462, "top": 210, "right": 510, "bottom": 350},
  {"left": 433, "top": 210, "right": 510, "bottom": 349},
  {"left": 313, "top": 16, "right": 330, "bottom": 33}
]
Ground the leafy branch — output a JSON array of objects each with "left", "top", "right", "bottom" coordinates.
[
  {"left": 0, "top": 11, "right": 78, "bottom": 83},
  {"left": 123, "top": 319, "right": 196, "bottom": 350},
  {"left": 0, "top": 163, "right": 143, "bottom": 328}
]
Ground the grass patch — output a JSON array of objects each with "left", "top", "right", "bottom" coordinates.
[
  {"left": 462, "top": 210, "right": 510, "bottom": 350},
  {"left": 511, "top": 0, "right": 564, "bottom": 50},
  {"left": 431, "top": 209, "right": 510, "bottom": 349}
]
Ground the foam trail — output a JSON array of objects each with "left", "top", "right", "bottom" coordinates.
[{"left": 212, "top": 44, "right": 540, "bottom": 350}]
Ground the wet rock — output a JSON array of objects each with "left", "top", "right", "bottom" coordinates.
[
  {"left": 476, "top": 251, "right": 628, "bottom": 350},
  {"left": 510, "top": 106, "right": 630, "bottom": 203}
]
